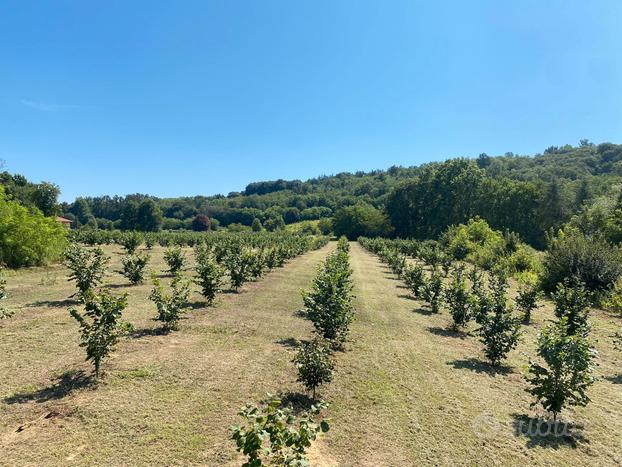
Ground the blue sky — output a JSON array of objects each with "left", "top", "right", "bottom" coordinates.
[{"left": 1, "top": 1, "right": 621, "bottom": 202}]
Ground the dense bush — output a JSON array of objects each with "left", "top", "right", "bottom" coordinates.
[
  {"left": 64, "top": 244, "right": 110, "bottom": 302},
  {"left": 542, "top": 227, "right": 622, "bottom": 295},
  {"left": 293, "top": 338, "right": 335, "bottom": 399},
  {"left": 0, "top": 187, "right": 67, "bottom": 267},
  {"left": 231, "top": 395, "right": 329, "bottom": 466},
  {"left": 191, "top": 214, "right": 211, "bottom": 232},
  {"left": 69, "top": 289, "right": 132, "bottom": 378}
]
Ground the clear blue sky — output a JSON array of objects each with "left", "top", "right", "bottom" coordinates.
[{"left": 1, "top": 1, "right": 621, "bottom": 202}]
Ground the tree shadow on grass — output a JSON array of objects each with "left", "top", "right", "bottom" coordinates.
[
  {"left": 510, "top": 414, "right": 588, "bottom": 449},
  {"left": 449, "top": 357, "right": 512, "bottom": 376},
  {"left": 105, "top": 283, "right": 131, "bottom": 289},
  {"left": 3, "top": 370, "right": 94, "bottom": 405},
  {"left": 413, "top": 307, "right": 435, "bottom": 316},
  {"left": 275, "top": 337, "right": 303, "bottom": 350},
  {"left": 279, "top": 391, "right": 317, "bottom": 415},
  {"left": 188, "top": 300, "right": 208, "bottom": 310},
  {"left": 130, "top": 327, "right": 166, "bottom": 339},
  {"left": 605, "top": 374, "right": 622, "bottom": 384},
  {"left": 428, "top": 326, "right": 468, "bottom": 339},
  {"left": 27, "top": 298, "right": 78, "bottom": 308},
  {"left": 398, "top": 294, "right": 416, "bottom": 301}
]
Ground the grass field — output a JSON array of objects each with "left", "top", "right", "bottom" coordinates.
[{"left": 1, "top": 242, "right": 621, "bottom": 466}]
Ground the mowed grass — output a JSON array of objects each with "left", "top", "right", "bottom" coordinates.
[{"left": 1, "top": 242, "right": 621, "bottom": 466}]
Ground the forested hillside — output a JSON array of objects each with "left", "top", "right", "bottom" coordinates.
[{"left": 4, "top": 141, "right": 622, "bottom": 248}]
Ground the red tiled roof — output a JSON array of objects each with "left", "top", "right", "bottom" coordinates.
[{"left": 56, "top": 216, "right": 72, "bottom": 223}]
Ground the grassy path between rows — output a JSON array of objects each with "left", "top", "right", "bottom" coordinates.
[{"left": 316, "top": 242, "right": 621, "bottom": 466}]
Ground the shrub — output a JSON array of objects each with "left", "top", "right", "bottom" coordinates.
[
  {"left": 525, "top": 318, "right": 596, "bottom": 420},
  {"left": 149, "top": 274, "right": 191, "bottom": 332},
  {"left": 294, "top": 338, "right": 335, "bottom": 399},
  {"left": 0, "top": 268, "right": 12, "bottom": 319},
  {"left": 0, "top": 187, "right": 67, "bottom": 268},
  {"left": 120, "top": 231, "right": 143, "bottom": 254},
  {"left": 542, "top": 228, "right": 622, "bottom": 295},
  {"left": 231, "top": 395, "right": 329, "bottom": 467},
  {"left": 120, "top": 253, "right": 150, "bottom": 285},
  {"left": 477, "top": 275, "right": 521, "bottom": 366},
  {"left": 444, "top": 266, "right": 473, "bottom": 330},
  {"left": 164, "top": 246, "right": 186, "bottom": 275},
  {"left": 64, "top": 244, "right": 110, "bottom": 301},
  {"left": 318, "top": 218, "right": 333, "bottom": 235},
  {"left": 194, "top": 247, "right": 224, "bottom": 305},
  {"left": 422, "top": 268, "right": 443, "bottom": 314},
  {"left": 69, "top": 289, "right": 132, "bottom": 378},
  {"left": 602, "top": 278, "right": 622, "bottom": 315},
  {"left": 515, "top": 284, "right": 542, "bottom": 324}
]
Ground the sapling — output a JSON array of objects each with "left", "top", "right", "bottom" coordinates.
[
  {"left": 515, "top": 283, "right": 542, "bottom": 324},
  {"left": 69, "top": 289, "right": 133, "bottom": 378},
  {"left": 149, "top": 273, "right": 191, "bottom": 331},
  {"left": 194, "top": 247, "right": 224, "bottom": 305},
  {"left": 422, "top": 268, "right": 443, "bottom": 313},
  {"left": 525, "top": 318, "right": 596, "bottom": 420},
  {"left": 477, "top": 275, "right": 521, "bottom": 366},
  {"left": 294, "top": 338, "right": 335, "bottom": 399},
  {"left": 553, "top": 279, "right": 591, "bottom": 336},
  {"left": 164, "top": 245, "right": 186, "bottom": 275},
  {"left": 302, "top": 250, "right": 354, "bottom": 348},
  {"left": 120, "top": 252, "right": 150, "bottom": 285},
  {"left": 231, "top": 395, "right": 329, "bottom": 466},
  {"left": 444, "top": 266, "right": 473, "bottom": 330},
  {"left": 403, "top": 264, "right": 425, "bottom": 298},
  {"left": 120, "top": 231, "right": 142, "bottom": 254},
  {"left": 64, "top": 244, "right": 110, "bottom": 302}
]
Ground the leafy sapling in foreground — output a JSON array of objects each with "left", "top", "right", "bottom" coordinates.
[
  {"left": 164, "top": 245, "right": 186, "bottom": 275},
  {"left": 120, "top": 252, "right": 150, "bottom": 285},
  {"left": 525, "top": 318, "right": 596, "bottom": 421},
  {"left": 231, "top": 395, "right": 329, "bottom": 467},
  {"left": 149, "top": 273, "right": 191, "bottom": 332},
  {"left": 477, "top": 275, "right": 521, "bottom": 367},
  {"left": 64, "top": 244, "right": 110, "bottom": 302},
  {"left": 69, "top": 289, "right": 133, "bottom": 378},
  {"left": 294, "top": 338, "right": 335, "bottom": 399}
]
